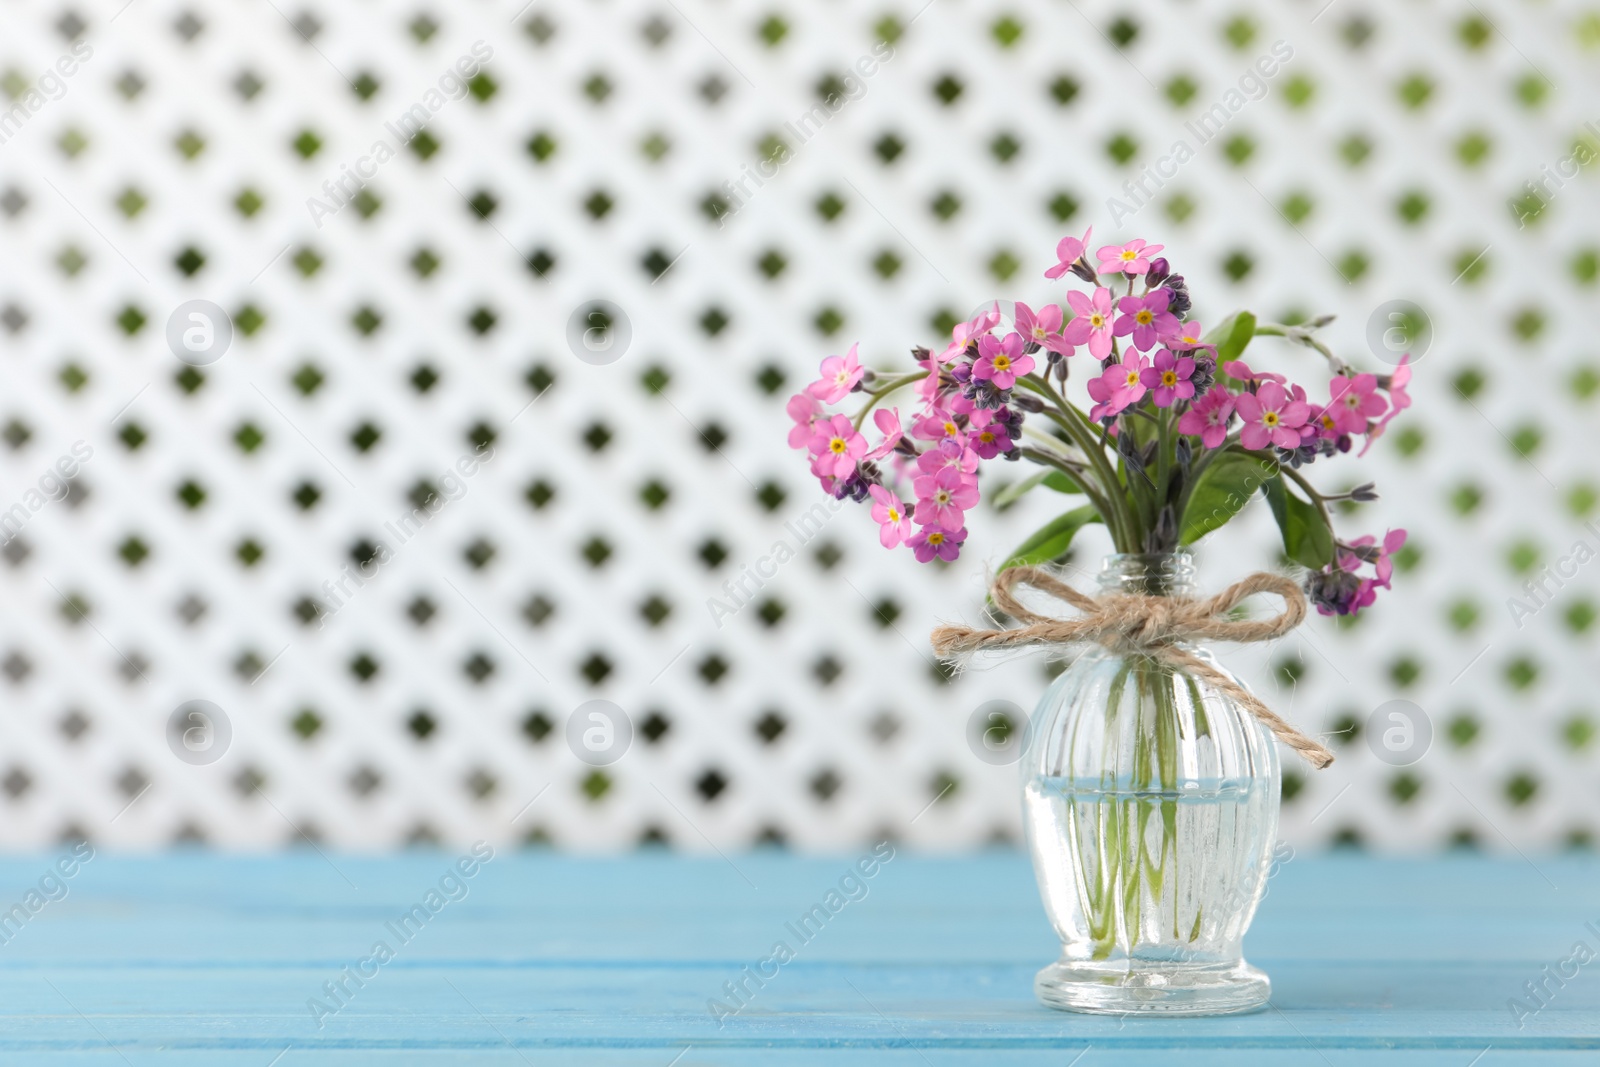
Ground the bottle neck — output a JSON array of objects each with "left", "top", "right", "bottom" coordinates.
[{"left": 1096, "top": 552, "right": 1197, "bottom": 597}]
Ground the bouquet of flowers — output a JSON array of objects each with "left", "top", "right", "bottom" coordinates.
[{"left": 788, "top": 230, "right": 1409, "bottom": 615}]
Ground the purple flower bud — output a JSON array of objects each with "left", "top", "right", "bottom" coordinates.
[
  {"left": 1276, "top": 441, "right": 1317, "bottom": 469},
  {"left": 963, "top": 381, "right": 1004, "bottom": 409},
  {"left": 1305, "top": 568, "right": 1363, "bottom": 616},
  {"left": 1162, "top": 274, "right": 1191, "bottom": 317},
  {"left": 1148, "top": 505, "right": 1178, "bottom": 552},
  {"left": 1146, "top": 257, "right": 1171, "bottom": 286},
  {"left": 1117, "top": 430, "right": 1145, "bottom": 473}
]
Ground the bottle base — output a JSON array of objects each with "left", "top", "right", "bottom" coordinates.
[{"left": 1033, "top": 958, "right": 1271, "bottom": 1016}]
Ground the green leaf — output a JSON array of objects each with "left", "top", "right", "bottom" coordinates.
[
  {"left": 1180, "top": 452, "right": 1278, "bottom": 543},
  {"left": 990, "top": 468, "right": 1083, "bottom": 510},
  {"left": 991, "top": 470, "right": 1050, "bottom": 510},
  {"left": 1201, "top": 311, "right": 1240, "bottom": 346},
  {"left": 1205, "top": 310, "right": 1257, "bottom": 365},
  {"left": 1043, "top": 471, "right": 1082, "bottom": 493},
  {"left": 998, "top": 504, "right": 1101, "bottom": 571},
  {"left": 1261, "top": 476, "right": 1334, "bottom": 569}
]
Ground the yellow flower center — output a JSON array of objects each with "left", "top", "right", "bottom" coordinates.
[
  {"left": 1125, "top": 371, "right": 1139, "bottom": 387},
  {"left": 927, "top": 532, "right": 945, "bottom": 545},
  {"left": 992, "top": 355, "right": 1010, "bottom": 371},
  {"left": 1161, "top": 371, "right": 1178, "bottom": 386},
  {"left": 1089, "top": 313, "right": 1105, "bottom": 328},
  {"left": 1120, "top": 249, "right": 1137, "bottom": 262},
  {"left": 888, "top": 507, "right": 900, "bottom": 521},
  {"left": 1136, "top": 310, "right": 1154, "bottom": 325},
  {"left": 979, "top": 431, "right": 995, "bottom": 443},
  {"left": 943, "top": 421, "right": 958, "bottom": 436},
  {"left": 830, "top": 437, "right": 848, "bottom": 454},
  {"left": 1262, "top": 412, "right": 1280, "bottom": 427}
]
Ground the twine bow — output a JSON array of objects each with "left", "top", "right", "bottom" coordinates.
[{"left": 930, "top": 565, "right": 1334, "bottom": 769}]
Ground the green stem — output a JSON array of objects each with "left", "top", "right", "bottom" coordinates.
[
  {"left": 1017, "top": 446, "right": 1114, "bottom": 521},
  {"left": 1016, "top": 375, "right": 1141, "bottom": 551},
  {"left": 1254, "top": 322, "right": 1353, "bottom": 375},
  {"left": 1121, "top": 449, "right": 1156, "bottom": 537},
  {"left": 1281, "top": 463, "right": 1336, "bottom": 531},
  {"left": 1171, "top": 434, "right": 1260, "bottom": 531},
  {"left": 1088, "top": 661, "right": 1133, "bottom": 959},
  {"left": 1058, "top": 397, "right": 1143, "bottom": 552},
  {"left": 1156, "top": 408, "right": 1172, "bottom": 508},
  {"left": 849, "top": 372, "right": 928, "bottom": 430}
]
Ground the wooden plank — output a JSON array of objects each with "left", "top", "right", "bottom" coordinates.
[
  {"left": 0, "top": 1053, "right": 1594, "bottom": 1066},
  {"left": 0, "top": 853, "right": 1592, "bottom": 1061}
]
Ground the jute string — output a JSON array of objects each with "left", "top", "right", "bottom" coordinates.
[{"left": 930, "top": 565, "right": 1334, "bottom": 769}]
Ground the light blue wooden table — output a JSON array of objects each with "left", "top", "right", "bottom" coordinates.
[{"left": 0, "top": 849, "right": 1594, "bottom": 1064}]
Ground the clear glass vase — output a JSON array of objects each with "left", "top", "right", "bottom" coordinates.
[{"left": 1021, "top": 552, "right": 1279, "bottom": 1016}]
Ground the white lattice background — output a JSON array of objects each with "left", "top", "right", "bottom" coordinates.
[{"left": 0, "top": 0, "right": 1596, "bottom": 852}]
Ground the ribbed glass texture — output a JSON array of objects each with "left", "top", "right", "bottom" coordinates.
[{"left": 1021, "top": 553, "right": 1279, "bottom": 1015}]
